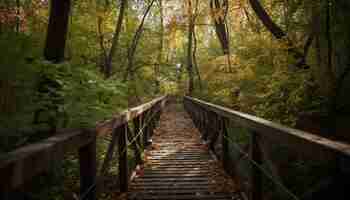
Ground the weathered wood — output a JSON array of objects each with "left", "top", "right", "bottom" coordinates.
[
  {"left": 0, "top": 129, "right": 94, "bottom": 190},
  {"left": 79, "top": 132, "right": 97, "bottom": 200},
  {"left": 208, "top": 113, "right": 219, "bottom": 152},
  {"left": 142, "top": 112, "right": 149, "bottom": 147},
  {"left": 148, "top": 109, "right": 155, "bottom": 137},
  {"left": 118, "top": 124, "right": 128, "bottom": 192},
  {"left": 202, "top": 111, "right": 210, "bottom": 141},
  {"left": 184, "top": 96, "right": 350, "bottom": 158},
  {"left": 0, "top": 96, "right": 168, "bottom": 197},
  {"left": 129, "top": 105, "right": 242, "bottom": 200},
  {"left": 96, "top": 96, "right": 167, "bottom": 136},
  {"left": 250, "top": 132, "right": 262, "bottom": 200}
]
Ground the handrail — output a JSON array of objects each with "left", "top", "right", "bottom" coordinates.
[
  {"left": 0, "top": 95, "right": 168, "bottom": 199},
  {"left": 184, "top": 96, "right": 350, "bottom": 200},
  {"left": 96, "top": 96, "right": 167, "bottom": 136},
  {"left": 184, "top": 96, "right": 350, "bottom": 158}
]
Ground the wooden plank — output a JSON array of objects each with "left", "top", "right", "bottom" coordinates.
[
  {"left": 0, "top": 129, "right": 94, "bottom": 190},
  {"left": 184, "top": 96, "right": 350, "bottom": 158},
  {"left": 79, "top": 135, "right": 97, "bottom": 200}
]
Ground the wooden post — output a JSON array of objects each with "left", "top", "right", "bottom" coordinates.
[
  {"left": 149, "top": 110, "right": 155, "bottom": 137},
  {"left": 195, "top": 109, "right": 200, "bottom": 129},
  {"left": 222, "top": 118, "right": 229, "bottom": 172},
  {"left": 202, "top": 111, "right": 208, "bottom": 140},
  {"left": 79, "top": 131, "right": 97, "bottom": 200},
  {"left": 209, "top": 113, "right": 219, "bottom": 151},
  {"left": 143, "top": 112, "right": 149, "bottom": 146},
  {"left": 118, "top": 124, "right": 128, "bottom": 192},
  {"left": 199, "top": 109, "right": 204, "bottom": 134},
  {"left": 250, "top": 131, "right": 262, "bottom": 200}
]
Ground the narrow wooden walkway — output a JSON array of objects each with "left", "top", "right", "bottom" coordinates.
[{"left": 128, "top": 104, "right": 242, "bottom": 200}]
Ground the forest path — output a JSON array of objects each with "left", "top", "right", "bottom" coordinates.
[{"left": 128, "top": 103, "right": 243, "bottom": 200}]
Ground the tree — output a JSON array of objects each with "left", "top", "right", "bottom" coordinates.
[
  {"left": 153, "top": 0, "right": 164, "bottom": 93},
  {"left": 185, "top": 0, "right": 196, "bottom": 95},
  {"left": 124, "top": 0, "right": 156, "bottom": 82},
  {"left": 44, "top": 0, "right": 71, "bottom": 62},
  {"left": 248, "top": 0, "right": 309, "bottom": 69},
  {"left": 209, "top": 0, "right": 232, "bottom": 72},
  {"left": 104, "top": 0, "right": 127, "bottom": 78},
  {"left": 192, "top": 0, "right": 202, "bottom": 91}
]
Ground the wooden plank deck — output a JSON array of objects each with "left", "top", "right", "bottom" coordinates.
[{"left": 128, "top": 104, "right": 242, "bottom": 200}]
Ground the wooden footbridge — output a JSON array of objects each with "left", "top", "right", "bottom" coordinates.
[{"left": 1, "top": 96, "right": 350, "bottom": 200}]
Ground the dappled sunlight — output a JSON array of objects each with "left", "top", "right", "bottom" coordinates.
[{"left": 2, "top": 0, "right": 350, "bottom": 199}]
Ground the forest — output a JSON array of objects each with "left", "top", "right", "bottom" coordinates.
[{"left": 1, "top": 0, "right": 350, "bottom": 199}]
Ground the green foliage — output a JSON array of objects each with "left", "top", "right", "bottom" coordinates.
[
  {"left": 35, "top": 61, "right": 127, "bottom": 127},
  {"left": 0, "top": 40, "right": 127, "bottom": 153}
]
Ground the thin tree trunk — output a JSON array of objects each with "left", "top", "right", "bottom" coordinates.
[
  {"left": 209, "top": 0, "right": 229, "bottom": 55},
  {"left": 155, "top": 0, "right": 164, "bottom": 93},
  {"left": 224, "top": 1, "right": 233, "bottom": 73},
  {"left": 104, "top": 0, "right": 127, "bottom": 78},
  {"left": 186, "top": 0, "right": 194, "bottom": 95},
  {"left": 97, "top": 16, "right": 108, "bottom": 73},
  {"left": 124, "top": 0, "right": 156, "bottom": 81},
  {"left": 192, "top": 0, "right": 202, "bottom": 91},
  {"left": 15, "top": 0, "right": 20, "bottom": 34},
  {"left": 44, "top": 0, "right": 71, "bottom": 63}
]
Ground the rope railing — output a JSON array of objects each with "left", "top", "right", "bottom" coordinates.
[
  {"left": 183, "top": 96, "right": 350, "bottom": 200},
  {"left": 0, "top": 96, "right": 168, "bottom": 200}
]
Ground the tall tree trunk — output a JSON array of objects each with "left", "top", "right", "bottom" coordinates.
[
  {"left": 104, "top": 0, "right": 127, "bottom": 78},
  {"left": 209, "top": 0, "right": 232, "bottom": 72},
  {"left": 37, "top": 0, "right": 71, "bottom": 133},
  {"left": 327, "top": 0, "right": 350, "bottom": 139},
  {"left": 186, "top": 0, "right": 194, "bottom": 95},
  {"left": 248, "top": 0, "right": 309, "bottom": 69},
  {"left": 209, "top": 0, "right": 229, "bottom": 55},
  {"left": 15, "top": 0, "right": 20, "bottom": 34},
  {"left": 248, "top": 0, "right": 285, "bottom": 38},
  {"left": 192, "top": 0, "right": 202, "bottom": 91},
  {"left": 97, "top": 16, "right": 108, "bottom": 73},
  {"left": 155, "top": 0, "right": 164, "bottom": 93},
  {"left": 124, "top": 0, "right": 156, "bottom": 81},
  {"left": 44, "top": 0, "right": 71, "bottom": 63},
  {"left": 192, "top": 25, "right": 202, "bottom": 91}
]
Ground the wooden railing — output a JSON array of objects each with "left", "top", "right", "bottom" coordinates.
[
  {"left": 0, "top": 96, "right": 168, "bottom": 200},
  {"left": 184, "top": 96, "right": 350, "bottom": 200}
]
